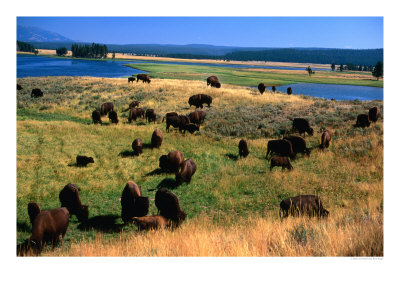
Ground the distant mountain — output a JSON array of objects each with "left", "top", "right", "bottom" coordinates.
[{"left": 17, "top": 25, "right": 73, "bottom": 42}]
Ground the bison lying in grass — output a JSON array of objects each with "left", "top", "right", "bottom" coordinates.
[{"left": 279, "top": 195, "right": 329, "bottom": 218}]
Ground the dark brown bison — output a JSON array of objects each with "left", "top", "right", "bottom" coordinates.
[
  {"left": 279, "top": 195, "right": 329, "bottom": 218},
  {"left": 368, "top": 106, "right": 380, "bottom": 123},
  {"left": 76, "top": 155, "right": 94, "bottom": 167},
  {"left": 151, "top": 128, "right": 163, "bottom": 148},
  {"left": 101, "top": 102, "right": 114, "bottom": 116},
  {"left": 92, "top": 110, "right": 102, "bottom": 124},
  {"left": 128, "top": 76, "right": 135, "bottom": 83},
  {"left": 28, "top": 201, "right": 41, "bottom": 225},
  {"left": 266, "top": 139, "right": 295, "bottom": 160},
  {"left": 258, "top": 83, "right": 266, "bottom": 95},
  {"left": 159, "top": 150, "right": 185, "bottom": 173},
  {"left": 176, "top": 159, "right": 197, "bottom": 186},
  {"left": 271, "top": 86, "right": 276, "bottom": 92},
  {"left": 121, "top": 181, "right": 149, "bottom": 224},
  {"left": 292, "top": 118, "right": 314, "bottom": 136},
  {"left": 270, "top": 156, "right": 293, "bottom": 171},
  {"left": 207, "top": 76, "right": 221, "bottom": 88},
  {"left": 129, "top": 100, "right": 140, "bottom": 108},
  {"left": 319, "top": 130, "right": 332, "bottom": 149},
  {"left": 283, "top": 136, "right": 310, "bottom": 158},
  {"left": 238, "top": 139, "right": 249, "bottom": 158},
  {"left": 132, "top": 215, "right": 172, "bottom": 231},
  {"left": 17, "top": 84, "right": 23, "bottom": 90},
  {"left": 162, "top": 112, "right": 178, "bottom": 123},
  {"left": 108, "top": 110, "right": 119, "bottom": 124},
  {"left": 188, "top": 94, "right": 213, "bottom": 108},
  {"left": 183, "top": 123, "right": 200, "bottom": 134},
  {"left": 137, "top": 74, "right": 151, "bottom": 83},
  {"left": 31, "top": 88, "right": 43, "bottom": 98},
  {"left": 146, "top": 109, "right": 157, "bottom": 123},
  {"left": 28, "top": 207, "right": 70, "bottom": 254},
  {"left": 189, "top": 111, "right": 206, "bottom": 126},
  {"left": 128, "top": 108, "right": 144, "bottom": 123},
  {"left": 155, "top": 188, "right": 186, "bottom": 227},
  {"left": 59, "top": 183, "right": 89, "bottom": 223},
  {"left": 132, "top": 138, "right": 143, "bottom": 156},
  {"left": 165, "top": 115, "right": 190, "bottom": 132},
  {"left": 356, "top": 114, "right": 370, "bottom": 128},
  {"left": 287, "top": 87, "right": 292, "bottom": 95}
]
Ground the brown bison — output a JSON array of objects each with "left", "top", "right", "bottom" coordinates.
[
  {"left": 270, "top": 156, "right": 293, "bottom": 171},
  {"left": 258, "top": 83, "right": 266, "bottom": 95},
  {"left": 121, "top": 181, "right": 149, "bottom": 224},
  {"left": 238, "top": 139, "right": 249, "bottom": 158},
  {"left": 128, "top": 107, "right": 144, "bottom": 123},
  {"left": 155, "top": 188, "right": 186, "bottom": 227},
  {"left": 101, "top": 102, "right": 114, "bottom": 116},
  {"left": 17, "top": 84, "right": 23, "bottom": 90},
  {"left": 165, "top": 115, "right": 190, "bottom": 132},
  {"left": 151, "top": 128, "right": 163, "bottom": 148},
  {"left": 128, "top": 76, "right": 135, "bottom": 83},
  {"left": 183, "top": 123, "right": 200, "bottom": 134},
  {"left": 108, "top": 110, "right": 119, "bottom": 124},
  {"left": 368, "top": 106, "right": 380, "bottom": 123},
  {"left": 279, "top": 195, "right": 329, "bottom": 218},
  {"left": 146, "top": 109, "right": 157, "bottom": 123},
  {"left": 92, "top": 110, "right": 102, "bottom": 124},
  {"left": 59, "top": 183, "right": 89, "bottom": 223},
  {"left": 132, "top": 215, "right": 172, "bottom": 231},
  {"left": 319, "top": 130, "right": 332, "bottom": 149},
  {"left": 188, "top": 94, "right": 213, "bottom": 108},
  {"left": 271, "top": 86, "right": 276, "bottom": 92},
  {"left": 159, "top": 150, "right": 185, "bottom": 173},
  {"left": 132, "top": 138, "right": 143, "bottom": 156},
  {"left": 207, "top": 76, "right": 221, "bottom": 88},
  {"left": 283, "top": 136, "right": 310, "bottom": 158},
  {"left": 129, "top": 100, "right": 140, "bottom": 108},
  {"left": 266, "top": 139, "right": 295, "bottom": 160},
  {"left": 31, "top": 88, "right": 43, "bottom": 98},
  {"left": 287, "top": 87, "right": 292, "bottom": 95},
  {"left": 292, "top": 118, "right": 314, "bottom": 136},
  {"left": 137, "top": 74, "right": 151, "bottom": 83},
  {"left": 28, "top": 201, "right": 41, "bottom": 225},
  {"left": 76, "top": 155, "right": 94, "bottom": 167},
  {"left": 356, "top": 114, "right": 370, "bottom": 128},
  {"left": 176, "top": 159, "right": 197, "bottom": 186},
  {"left": 162, "top": 112, "right": 178, "bottom": 123},
  {"left": 189, "top": 111, "right": 206, "bottom": 126}
]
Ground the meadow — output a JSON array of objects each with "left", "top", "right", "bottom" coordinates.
[{"left": 16, "top": 76, "right": 383, "bottom": 256}]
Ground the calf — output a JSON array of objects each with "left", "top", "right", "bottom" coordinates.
[
  {"left": 279, "top": 195, "right": 329, "bottom": 218},
  {"left": 132, "top": 215, "right": 172, "bottom": 231},
  {"left": 183, "top": 123, "right": 199, "bottom": 134},
  {"left": 76, "top": 155, "right": 94, "bottom": 167},
  {"left": 270, "top": 156, "right": 293, "bottom": 171}
]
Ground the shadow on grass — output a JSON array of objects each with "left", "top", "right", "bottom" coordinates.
[
  {"left": 119, "top": 150, "right": 136, "bottom": 157},
  {"left": 225, "top": 153, "right": 239, "bottom": 161},
  {"left": 156, "top": 178, "right": 177, "bottom": 190},
  {"left": 77, "top": 214, "right": 124, "bottom": 233},
  {"left": 145, "top": 168, "right": 173, "bottom": 176}
]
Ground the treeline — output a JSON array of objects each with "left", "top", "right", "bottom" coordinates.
[
  {"left": 161, "top": 53, "right": 222, "bottom": 60},
  {"left": 71, "top": 43, "right": 108, "bottom": 58},
  {"left": 17, "top": 40, "right": 37, "bottom": 54}
]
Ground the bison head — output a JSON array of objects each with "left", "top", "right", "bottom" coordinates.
[
  {"left": 77, "top": 205, "right": 89, "bottom": 223},
  {"left": 307, "top": 128, "right": 314, "bottom": 136}
]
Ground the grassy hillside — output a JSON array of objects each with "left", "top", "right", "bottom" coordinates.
[{"left": 16, "top": 77, "right": 383, "bottom": 256}]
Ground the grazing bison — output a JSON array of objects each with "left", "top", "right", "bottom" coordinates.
[
  {"left": 188, "top": 94, "right": 213, "bottom": 108},
  {"left": 128, "top": 76, "right": 135, "bottom": 83},
  {"left": 151, "top": 128, "right": 163, "bottom": 148},
  {"left": 137, "top": 74, "right": 151, "bottom": 83},
  {"left": 31, "top": 88, "right": 43, "bottom": 98},
  {"left": 162, "top": 112, "right": 178, "bottom": 123},
  {"left": 270, "top": 156, "right": 293, "bottom": 171},
  {"left": 189, "top": 111, "right": 206, "bottom": 126},
  {"left": 92, "top": 110, "right": 102, "bottom": 124},
  {"left": 266, "top": 139, "right": 295, "bottom": 160},
  {"left": 17, "top": 84, "right": 23, "bottom": 90},
  {"left": 238, "top": 139, "right": 249, "bottom": 158},
  {"left": 28, "top": 201, "right": 41, "bottom": 225},
  {"left": 292, "top": 118, "right": 314, "bottom": 136},
  {"left": 159, "top": 150, "right": 185, "bottom": 173},
  {"left": 258, "top": 83, "right": 266, "bottom": 95},
  {"left": 176, "top": 159, "right": 197, "bottom": 186},
  {"left": 283, "top": 136, "right": 310, "bottom": 158},
  {"left": 279, "top": 195, "right": 329, "bottom": 218},
  {"left": 319, "top": 130, "right": 332, "bottom": 149},
  {"left": 356, "top": 114, "right": 370, "bottom": 128},
  {"left": 368, "top": 106, "right": 380, "bottom": 123},
  {"left": 183, "top": 123, "right": 200, "bottom": 134},
  {"left": 132, "top": 215, "right": 172, "bottom": 231},
  {"left": 28, "top": 207, "right": 70, "bottom": 254},
  {"left": 146, "top": 109, "right": 157, "bottom": 124},
  {"left": 155, "top": 188, "right": 186, "bottom": 227},
  {"left": 129, "top": 100, "right": 140, "bottom": 108},
  {"left": 132, "top": 138, "right": 143, "bottom": 156},
  {"left": 165, "top": 115, "right": 190, "bottom": 132},
  {"left": 108, "top": 110, "right": 119, "bottom": 124},
  {"left": 121, "top": 181, "right": 149, "bottom": 224},
  {"left": 128, "top": 108, "right": 144, "bottom": 123},
  {"left": 271, "top": 86, "right": 276, "bottom": 93},
  {"left": 101, "top": 102, "right": 114, "bottom": 116},
  {"left": 76, "top": 155, "right": 94, "bottom": 167},
  {"left": 287, "top": 87, "right": 292, "bottom": 95},
  {"left": 59, "top": 183, "right": 89, "bottom": 223},
  {"left": 207, "top": 76, "right": 221, "bottom": 88}
]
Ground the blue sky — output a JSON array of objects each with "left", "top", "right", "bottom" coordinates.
[{"left": 17, "top": 17, "right": 383, "bottom": 49}]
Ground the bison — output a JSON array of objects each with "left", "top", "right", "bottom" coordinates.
[
  {"left": 183, "top": 123, "right": 200, "bottom": 134},
  {"left": 189, "top": 111, "right": 206, "bottom": 126},
  {"left": 17, "top": 84, "right": 23, "bottom": 90},
  {"left": 128, "top": 76, "right": 135, "bottom": 83},
  {"left": 319, "top": 130, "right": 332, "bottom": 149},
  {"left": 258, "top": 83, "right": 266, "bottom": 95},
  {"left": 207, "top": 76, "right": 221, "bottom": 88},
  {"left": 283, "top": 136, "right": 310, "bottom": 158},
  {"left": 31, "top": 88, "right": 43, "bottom": 98},
  {"left": 128, "top": 108, "right": 144, "bottom": 123},
  {"left": 271, "top": 86, "right": 276, "bottom": 93},
  {"left": 270, "top": 156, "right": 293, "bottom": 171},
  {"left": 159, "top": 150, "right": 185, "bottom": 173},
  {"left": 132, "top": 215, "right": 172, "bottom": 231},
  {"left": 137, "top": 74, "right": 151, "bottom": 84},
  {"left": 356, "top": 114, "right": 370, "bottom": 128},
  {"left": 108, "top": 110, "right": 119, "bottom": 124},
  {"left": 101, "top": 102, "right": 114, "bottom": 116},
  {"left": 155, "top": 188, "right": 186, "bottom": 227},
  {"left": 129, "top": 100, "right": 140, "bottom": 108},
  {"left": 162, "top": 112, "right": 178, "bottom": 123},
  {"left": 176, "top": 159, "right": 197, "bottom": 186},
  {"left": 287, "top": 87, "right": 292, "bottom": 95},
  {"left": 121, "top": 181, "right": 149, "bottom": 224},
  {"left": 368, "top": 106, "right": 380, "bottom": 123},
  {"left": 279, "top": 195, "right": 329, "bottom": 218},
  {"left": 238, "top": 139, "right": 249, "bottom": 158},
  {"left": 59, "top": 183, "right": 89, "bottom": 223},
  {"left": 151, "top": 128, "right": 163, "bottom": 148},
  {"left": 165, "top": 115, "right": 190, "bottom": 132},
  {"left": 28, "top": 201, "right": 41, "bottom": 225},
  {"left": 132, "top": 138, "right": 143, "bottom": 156},
  {"left": 146, "top": 109, "right": 157, "bottom": 124},
  {"left": 76, "top": 155, "right": 94, "bottom": 167},
  {"left": 292, "top": 118, "right": 314, "bottom": 136},
  {"left": 266, "top": 139, "right": 295, "bottom": 160},
  {"left": 92, "top": 110, "right": 102, "bottom": 124},
  {"left": 188, "top": 94, "right": 213, "bottom": 108}
]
